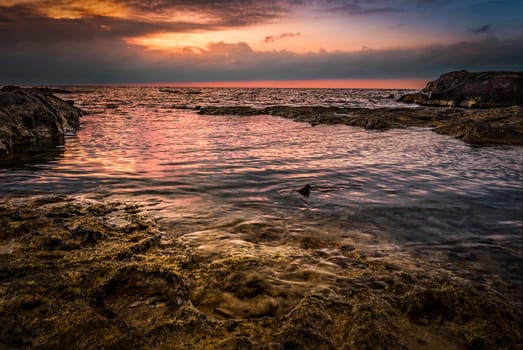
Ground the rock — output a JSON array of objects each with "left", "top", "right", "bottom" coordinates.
[
  {"left": 198, "top": 105, "right": 523, "bottom": 145},
  {"left": 0, "top": 86, "right": 85, "bottom": 159},
  {"left": 0, "top": 196, "right": 521, "bottom": 349},
  {"left": 433, "top": 106, "right": 523, "bottom": 144},
  {"left": 397, "top": 92, "right": 431, "bottom": 105},
  {"left": 297, "top": 184, "right": 311, "bottom": 197},
  {"left": 399, "top": 70, "right": 523, "bottom": 108}
]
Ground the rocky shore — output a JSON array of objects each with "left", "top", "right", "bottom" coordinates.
[
  {"left": 197, "top": 71, "right": 523, "bottom": 145},
  {"left": 0, "top": 86, "right": 85, "bottom": 159},
  {"left": 1, "top": 196, "right": 521, "bottom": 349},
  {"left": 198, "top": 105, "right": 523, "bottom": 145}
]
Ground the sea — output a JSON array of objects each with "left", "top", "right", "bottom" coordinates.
[{"left": 1, "top": 87, "right": 522, "bottom": 296}]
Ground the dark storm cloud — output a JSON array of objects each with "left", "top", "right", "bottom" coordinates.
[
  {"left": 264, "top": 32, "right": 301, "bottom": 43},
  {"left": 114, "top": 0, "right": 287, "bottom": 26},
  {"left": 0, "top": 0, "right": 288, "bottom": 46},
  {"left": 317, "top": 0, "right": 404, "bottom": 15},
  {"left": 0, "top": 4, "right": 216, "bottom": 46},
  {"left": 471, "top": 24, "right": 491, "bottom": 34},
  {"left": 1, "top": 36, "right": 522, "bottom": 84}
]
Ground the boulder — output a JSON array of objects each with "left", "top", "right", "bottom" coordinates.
[
  {"left": 0, "top": 86, "right": 85, "bottom": 159},
  {"left": 399, "top": 71, "right": 523, "bottom": 108}
]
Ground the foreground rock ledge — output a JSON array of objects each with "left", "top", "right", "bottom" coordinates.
[
  {"left": 0, "top": 86, "right": 86, "bottom": 159},
  {"left": 198, "top": 105, "right": 523, "bottom": 145},
  {"left": 1, "top": 196, "right": 521, "bottom": 349}
]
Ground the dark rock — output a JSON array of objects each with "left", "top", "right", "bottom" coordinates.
[
  {"left": 298, "top": 184, "right": 311, "bottom": 197},
  {"left": 159, "top": 88, "right": 183, "bottom": 93},
  {"left": 0, "top": 86, "right": 85, "bottom": 159},
  {"left": 397, "top": 92, "right": 430, "bottom": 105},
  {"left": 399, "top": 71, "right": 523, "bottom": 108}
]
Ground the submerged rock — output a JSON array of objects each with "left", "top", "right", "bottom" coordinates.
[
  {"left": 399, "top": 70, "right": 523, "bottom": 108},
  {"left": 0, "top": 86, "right": 86, "bottom": 159}
]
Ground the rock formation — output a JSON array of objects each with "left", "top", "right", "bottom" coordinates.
[
  {"left": 399, "top": 70, "right": 523, "bottom": 108},
  {"left": 0, "top": 86, "right": 85, "bottom": 159},
  {"left": 198, "top": 105, "right": 523, "bottom": 145}
]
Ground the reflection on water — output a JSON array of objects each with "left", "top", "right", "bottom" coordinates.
[{"left": 0, "top": 87, "right": 522, "bottom": 293}]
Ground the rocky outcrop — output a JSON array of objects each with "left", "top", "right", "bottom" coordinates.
[
  {"left": 198, "top": 105, "right": 523, "bottom": 145},
  {"left": 0, "top": 86, "right": 85, "bottom": 159},
  {"left": 399, "top": 71, "right": 523, "bottom": 108},
  {"left": 432, "top": 106, "right": 523, "bottom": 144}
]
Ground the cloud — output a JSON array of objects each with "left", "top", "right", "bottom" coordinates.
[
  {"left": 38, "top": 0, "right": 289, "bottom": 27},
  {"left": 318, "top": 0, "right": 404, "bottom": 15},
  {"left": 0, "top": 0, "right": 290, "bottom": 45},
  {"left": 1, "top": 0, "right": 522, "bottom": 84},
  {"left": 264, "top": 32, "right": 301, "bottom": 43},
  {"left": 471, "top": 24, "right": 491, "bottom": 34},
  {"left": 1, "top": 35, "right": 522, "bottom": 84},
  {"left": 0, "top": 4, "right": 217, "bottom": 47}
]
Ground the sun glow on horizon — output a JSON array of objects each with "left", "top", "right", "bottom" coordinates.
[{"left": 125, "top": 28, "right": 319, "bottom": 53}]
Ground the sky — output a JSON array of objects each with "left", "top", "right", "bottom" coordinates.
[{"left": 0, "top": 0, "right": 522, "bottom": 87}]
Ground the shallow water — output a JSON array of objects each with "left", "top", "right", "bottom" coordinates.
[{"left": 1, "top": 87, "right": 522, "bottom": 294}]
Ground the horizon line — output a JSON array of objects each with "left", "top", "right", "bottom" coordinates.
[
  {"left": 27, "top": 78, "right": 429, "bottom": 89},
  {"left": 110, "top": 78, "right": 429, "bottom": 89}
]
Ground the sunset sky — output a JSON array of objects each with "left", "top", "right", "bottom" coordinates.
[{"left": 1, "top": 0, "right": 522, "bottom": 87}]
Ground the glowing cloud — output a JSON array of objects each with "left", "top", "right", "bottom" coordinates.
[
  {"left": 41, "top": 0, "right": 130, "bottom": 19},
  {"left": 0, "top": 0, "right": 522, "bottom": 85}
]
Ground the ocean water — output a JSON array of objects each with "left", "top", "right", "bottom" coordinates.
[{"left": 1, "top": 87, "right": 522, "bottom": 294}]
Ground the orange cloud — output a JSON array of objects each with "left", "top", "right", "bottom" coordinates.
[
  {"left": 41, "top": 0, "right": 129, "bottom": 19},
  {"left": 126, "top": 31, "right": 258, "bottom": 52}
]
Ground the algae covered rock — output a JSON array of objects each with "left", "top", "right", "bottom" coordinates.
[
  {"left": 0, "top": 86, "right": 86, "bottom": 159},
  {"left": 1, "top": 196, "right": 521, "bottom": 349}
]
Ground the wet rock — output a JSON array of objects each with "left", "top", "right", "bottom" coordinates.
[
  {"left": 298, "top": 184, "right": 311, "bottom": 197},
  {"left": 432, "top": 106, "right": 523, "bottom": 144},
  {"left": 397, "top": 92, "right": 430, "bottom": 105},
  {"left": 198, "top": 105, "right": 523, "bottom": 145},
  {"left": 1, "top": 196, "right": 521, "bottom": 349},
  {"left": 0, "top": 196, "right": 185, "bottom": 349},
  {"left": 399, "top": 70, "right": 523, "bottom": 108},
  {"left": 0, "top": 86, "right": 85, "bottom": 159}
]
